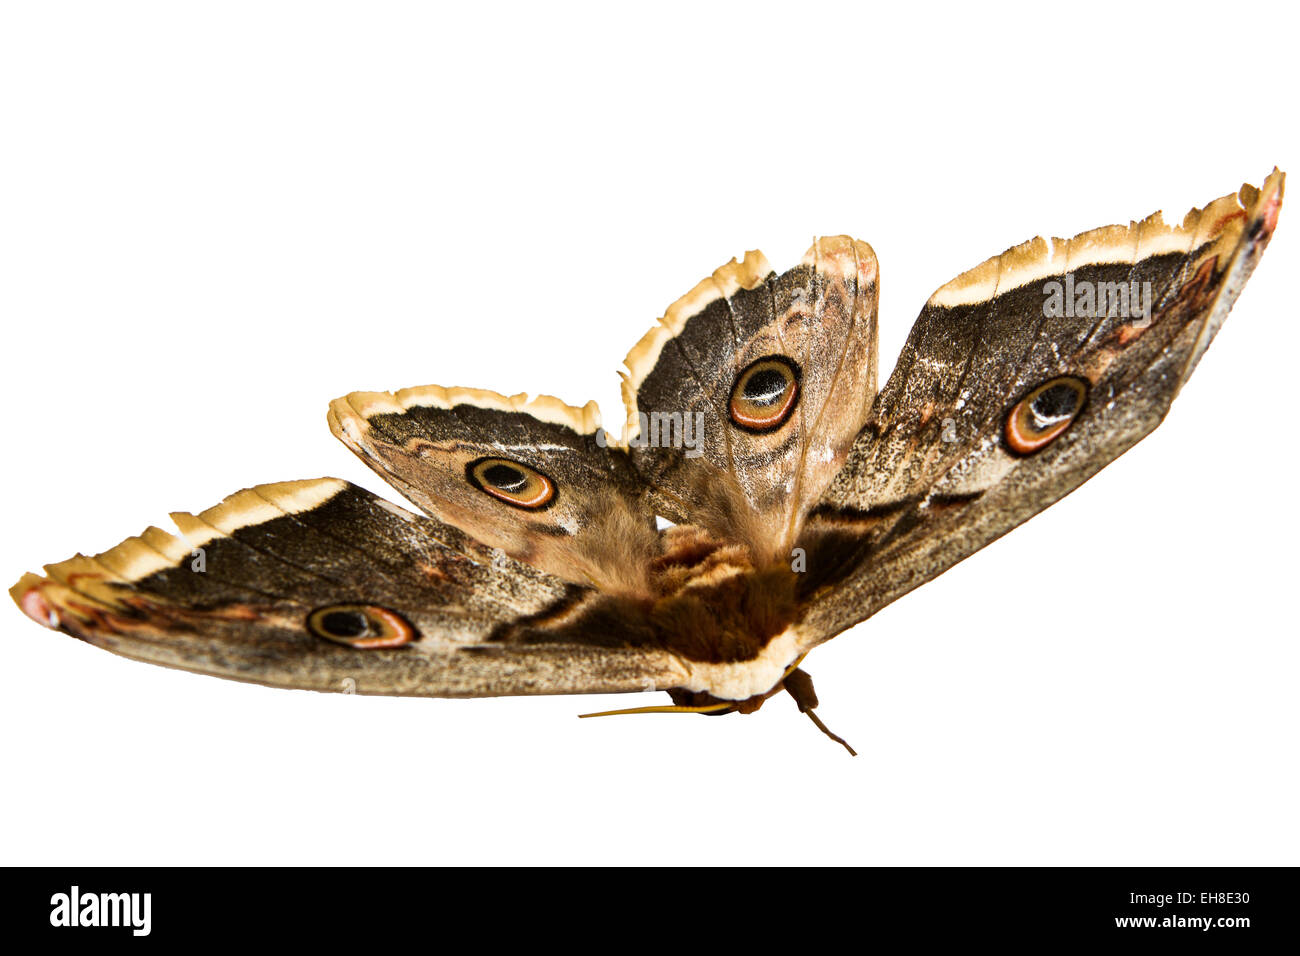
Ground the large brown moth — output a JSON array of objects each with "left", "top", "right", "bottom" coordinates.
[{"left": 10, "top": 171, "right": 1284, "bottom": 754}]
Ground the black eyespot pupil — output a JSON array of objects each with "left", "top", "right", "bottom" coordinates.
[
  {"left": 483, "top": 463, "right": 527, "bottom": 492},
  {"left": 744, "top": 368, "right": 788, "bottom": 406},
  {"left": 1029, "top": 383, "right": 1079, "bottom": 425},
  {"left": 321, "top": 610, "right": 370, "bottom": 638}
]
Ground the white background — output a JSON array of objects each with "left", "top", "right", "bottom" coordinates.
[{"left": 2, "top": 2, "right": 1295, "bottom": 866}]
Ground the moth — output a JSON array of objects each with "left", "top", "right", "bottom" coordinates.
[{"left": 11, "top": 171, "right": 1284, "bottom": 754}]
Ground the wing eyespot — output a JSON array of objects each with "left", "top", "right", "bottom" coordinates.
[
  {"left": 1005, "top": 376, "right": 1089, "bottom": 455},
  {"left": 466, "top": 457, "right": 557, "bottom": 510},
  {"left": 729, "top": 355, "right": 801, "bottom": 433},
  {"left": 307, "top": 604, "right": 417, "bottom": 648}
]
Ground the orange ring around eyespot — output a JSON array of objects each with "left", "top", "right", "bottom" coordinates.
[
  {"left": 1005, "top": 376, "right": 1089, "bottom": 455},
  {"left": 729, "top": 357, "right": 800, "bottom": 433},
  {"left": 307, "top": 604, "right": 416, "bottom": 648},
  {"left": 467, "top": 458, "right": 557, "bottom": 510}
]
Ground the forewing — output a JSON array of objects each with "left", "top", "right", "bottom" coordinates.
[
  {"left": 795, "top": 170, "right": 1284, "bottom": 645},
  {"left": 11, "top": 478, "right": 685, "bottom": 696}
]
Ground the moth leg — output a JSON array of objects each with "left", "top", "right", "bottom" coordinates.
[{"left": 783, "top": 668, "right": 857, "bottom": 757}]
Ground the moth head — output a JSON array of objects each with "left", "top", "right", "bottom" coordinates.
[
  {"left": 466, "top": 457, "right": 557, "bottom": 510},
  {"left": 729, "top": 355, "right": 801, "bottom": 433},
  {"left": 307, "top": 604, "right": 417, "bottom": 648},
  {"left": 1005, "top": 376, "right": 1089, "bottom": 455}
]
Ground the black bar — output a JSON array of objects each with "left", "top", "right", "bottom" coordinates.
[{"left": 5, "top": 867, "right": 1293, "bottom": 944}]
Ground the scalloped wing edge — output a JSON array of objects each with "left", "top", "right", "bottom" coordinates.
[{"left": 929, "top": 168, "right": 1285, "bottom": 309}]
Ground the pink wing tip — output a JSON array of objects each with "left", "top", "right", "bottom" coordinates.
[{"left": 18, "top": 585, "right": 60, "bottom": 629}]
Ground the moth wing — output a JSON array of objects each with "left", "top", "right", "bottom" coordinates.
[
  {"left": 621, "top": 238, "right": 879, "bottom": 564},
  {"left": 795, "top": 170, "right": 1284, "bottom": 645},
  {"left": 10, "top": 479, "right": 685, "bottom": 696},
  {"left": 328, "top": 386, "right": 658, "bottom": 593}
]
